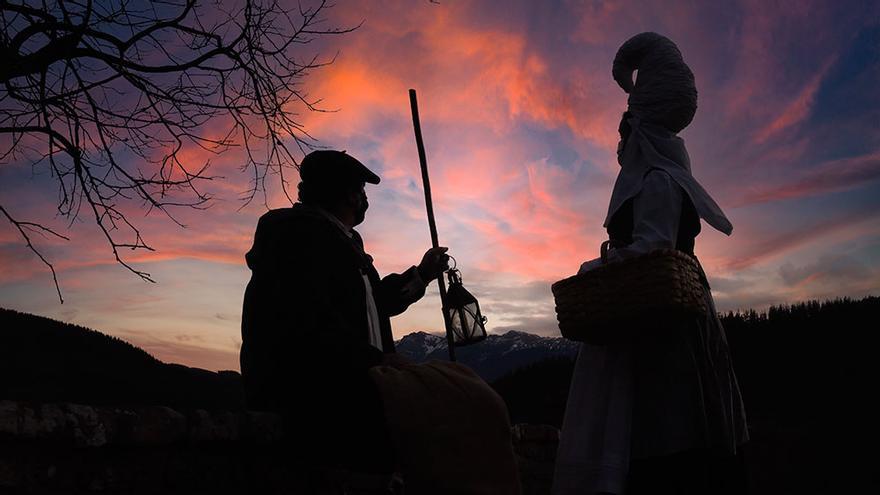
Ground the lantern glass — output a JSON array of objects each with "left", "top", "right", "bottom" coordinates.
[{"left": 445, "top": 270, "right": 487, "bottom": 346}]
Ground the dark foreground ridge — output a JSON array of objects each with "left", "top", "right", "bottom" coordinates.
[
  {"left": 2, "top": 296, "right": 880, "bottom": 493},
  {"left": 0, "top": 400, "right": 558, "bottom": 494}
]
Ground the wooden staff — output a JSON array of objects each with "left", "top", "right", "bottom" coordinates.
[{"left": 409, "top": 89, "right": 456, "bottom": 362}]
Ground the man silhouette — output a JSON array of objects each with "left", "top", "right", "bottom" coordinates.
[{"left": 240, "top": 149, "right": 449, "bottom": 474}]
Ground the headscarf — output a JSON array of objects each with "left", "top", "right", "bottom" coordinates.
[
  {"left": 604, "top": 115, "right": 733, "bottom": 235},
  {"left": 605, "top": 33, "right": 732, "bottom": 235}
]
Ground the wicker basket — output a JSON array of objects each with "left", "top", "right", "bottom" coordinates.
[{"left": 551, "top": 248, "right": 708, "bottom": 344}]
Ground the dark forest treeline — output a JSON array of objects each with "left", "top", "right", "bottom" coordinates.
[
  {"left": 719, "top": 296, "right": 879, "bottom": 492},
  {"left": 490, "top": 296, "right": 880, "bottom": 492},
  {"left": 721, "top": 296, "right": 878, "bottom": 421},
  {"left": 491, "top": 296, "right": 880, "bottom": 427}
]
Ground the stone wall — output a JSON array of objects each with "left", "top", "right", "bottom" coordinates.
[
  {"left": 0, "top": 401, "right": 559, "bottom": 494},
  {"left": 511, "top": 424, "right": 559, "bottom": 495}
]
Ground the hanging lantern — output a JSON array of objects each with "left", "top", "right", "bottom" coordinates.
[{"left": 444, "top": 268, "right": 488, "bottom": 347}]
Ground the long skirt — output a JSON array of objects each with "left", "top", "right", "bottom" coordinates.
[{"left": 553, "top": 284, "right": 749, "bottom": 495}]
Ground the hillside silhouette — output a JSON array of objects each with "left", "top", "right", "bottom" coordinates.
[
  {"left": 0, "top": 308, "right": 244, "bottom": 410},
  {"left": 488, "top": 296, "right": 880, "bottom": 494},
  {"left": 3, "top": 298, "right": 878, "bottom": 491},
  {"left": 4, "top": 296, "right": 878, "bottom": 425}
]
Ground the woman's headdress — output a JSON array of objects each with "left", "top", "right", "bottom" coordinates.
[
  {"left": 612, "top": 32, "right": 698, "bottom": 134},
  {"left": 605, "top": 33, "right": 733, "bottom": 236}
]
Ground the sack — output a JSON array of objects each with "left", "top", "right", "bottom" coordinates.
[
  {"left": 368, "top": 361, "right": 522, "bottom": 495},
  {"left": 551, "top": 245, "right": 708, "bottom": 344}
]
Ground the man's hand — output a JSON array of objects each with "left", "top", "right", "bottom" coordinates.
[{"left": 417, "top": 246, "right": 450, "bottom": 281}]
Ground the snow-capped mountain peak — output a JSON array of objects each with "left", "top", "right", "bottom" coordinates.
[{"left": 394, "top": 330, "right": 578, "bottom": 382}]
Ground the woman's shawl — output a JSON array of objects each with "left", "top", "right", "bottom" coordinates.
[{"left": 604, "top": 115, "right": 733, "bottom": 236}]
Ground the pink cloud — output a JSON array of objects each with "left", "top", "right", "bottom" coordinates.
[
  {"left": 4, "top": 0, "right": 879, "bottom": 371},
  {"left": 0, "top": 191, "right": 257, "bottom": 288},
  {"left": 736, "top": 152, "right": 880, "bottom": 206},
  {"left": 569, "top": 1, "right": 628, "bottom": 45},
  {"left": 753, "top": 57, "right": 835, "bottom": 144},
  {"left": 780, "top": 253, "right": 875, "bottom": 288},
  {"left": 300, "top": 1, "right": 624, "bottom": 150},
  {"left": 714, "top": 0, "right": 848, "bottom": 140},
  {"left": 123, "top": 332, "right": 240, "bottom": 371},
  {"left": 723, "top": 208, "right": 877, "bottom": 271},
  {"left": 286, "top": 1, "right": 629, "bottom": 285},
  {"left": 450, "top": 158, "right": 601, "bottom": 280}
]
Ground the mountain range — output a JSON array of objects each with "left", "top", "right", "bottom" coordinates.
[{"left": 394, "top": 330, "right": 578, "bottom": 382}]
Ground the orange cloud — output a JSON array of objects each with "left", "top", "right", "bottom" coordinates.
[
  {"left": 444, "top": 157, "right": 602, "bottom": 280},
  {"left": 300, "top": 1, "right": 623, "bottom": 150},
  {"left": 4, "top": 0, "right": 879, "bottom": 371},
  {"left": 286, "top": 1, "right": 626, "bottom": 285}
]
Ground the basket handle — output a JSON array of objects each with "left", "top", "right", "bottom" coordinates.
[{"left": 600, "top": 240, "right": 611, "bottom": 264}]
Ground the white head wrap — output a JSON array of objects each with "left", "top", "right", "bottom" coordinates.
[
  {"left": 604, "top": 114, "right": 733, "bottom": 235},
  {"left": 612, "top": 32, "right": 697, "bottom": 133}
]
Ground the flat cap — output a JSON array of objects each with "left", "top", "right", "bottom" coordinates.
[{"left": 299, "top": 150, "right": 380, "bottom": 185}]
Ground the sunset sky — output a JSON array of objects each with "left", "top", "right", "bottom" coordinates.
[{"left": 1, "top": 0, "right": 878, "bottom": 372}]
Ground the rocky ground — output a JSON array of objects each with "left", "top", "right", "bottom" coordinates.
[{"left": 0, "top": 400, "right": 559, "bottom": 494}]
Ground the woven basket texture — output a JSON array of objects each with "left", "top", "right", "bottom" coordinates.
[{"left": 552, "top": 249, "right": 708, "bottom": 344}]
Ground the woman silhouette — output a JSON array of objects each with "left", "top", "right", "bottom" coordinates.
[{"left": 552, "top": 33, "right": 749, "bottom": 495}]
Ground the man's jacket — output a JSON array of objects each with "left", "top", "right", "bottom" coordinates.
[{"left": 240, "top": 204, "right": 425, "bottom": 467}]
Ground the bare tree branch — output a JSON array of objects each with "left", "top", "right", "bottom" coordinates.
[
  {"left": 1, "top": 0, "right": 353, "bottom": 301},
  {"left": 0, "top": 203, "right": 69, "bottom": 302}
]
